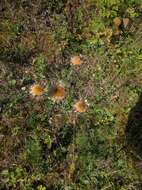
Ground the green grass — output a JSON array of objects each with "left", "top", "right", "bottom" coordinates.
[{"left": 0, "top": 0, "right": 142, "bottom": 189}]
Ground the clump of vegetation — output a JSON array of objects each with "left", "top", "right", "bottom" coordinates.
[{"left": 0, "top": 0, "right": 142, "bottom": 190}]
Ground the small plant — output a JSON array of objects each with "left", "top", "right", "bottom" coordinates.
[
  {"left": 32, "top": 54, "right": 47, "bottom": 78},
  {"left": 43, "top": 133, "right": 53, "bottom": 149},
  {"left": 37, "top": 185, "right": 46, "bottom": 190},
  {"left": 26, "top": 138, "right": 42, "bottom": 166},
  {"left": 1, "top": 167, "right": 26, "bottom": 188}
]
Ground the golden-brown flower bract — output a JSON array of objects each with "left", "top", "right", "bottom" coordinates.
[
  {"left": 30, "top": 84, "right": 44, "bottom": 96},
  {"left": 50, "top": 85, "right": 65, "bottom": 101},
  {"left": 70, "top": 56, "right": 82, "bottom": 65},
  {"left": 113, "top": 17, "right": 122, "bottom": 27},
  {"left": 74, "top": 100, "right": 87, "bottom": 113}
]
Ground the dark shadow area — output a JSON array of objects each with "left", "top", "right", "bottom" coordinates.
[{"left": 125, "top": 93, "right": 142, "bottom": 164}]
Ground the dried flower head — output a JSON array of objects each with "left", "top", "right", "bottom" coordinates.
[
  {"left": 50, "top": 85, "right": 65, "bottom": 101},
  {"left": 70, "top": 56, "right": 82, "bottom": 65},
  {"left": 74, "top": 100, "right": 87, "bottom": 113},
  {"left": 30, "top": 84, "right": 44, "bottom": 96},
  {"left": 113, "top": 17, "right": 122, "bottom": 27}
]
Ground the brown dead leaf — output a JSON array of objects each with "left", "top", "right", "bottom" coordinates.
[{"left": 123, "top": 18, "right": 129, "bottom": 28}]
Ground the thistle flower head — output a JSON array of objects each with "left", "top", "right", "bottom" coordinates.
[
  {"left": 30, "top": 84, "right": 44, "bottom": 96},
  {"left": 113, "top": 17, "right": 122, "bottom": 27},
  {"left": 74, "top": 100, "right": 87, "bottom": 113},
  {"left": 50, "top": 85, "right": 65, "bottom": 101},
  {"left": 70, "top": 55, "right": 82, "bottom": 65}
]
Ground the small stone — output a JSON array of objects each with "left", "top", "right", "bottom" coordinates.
[{"left": 21, "top": 87, "right": 26, "bottom": 91}]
